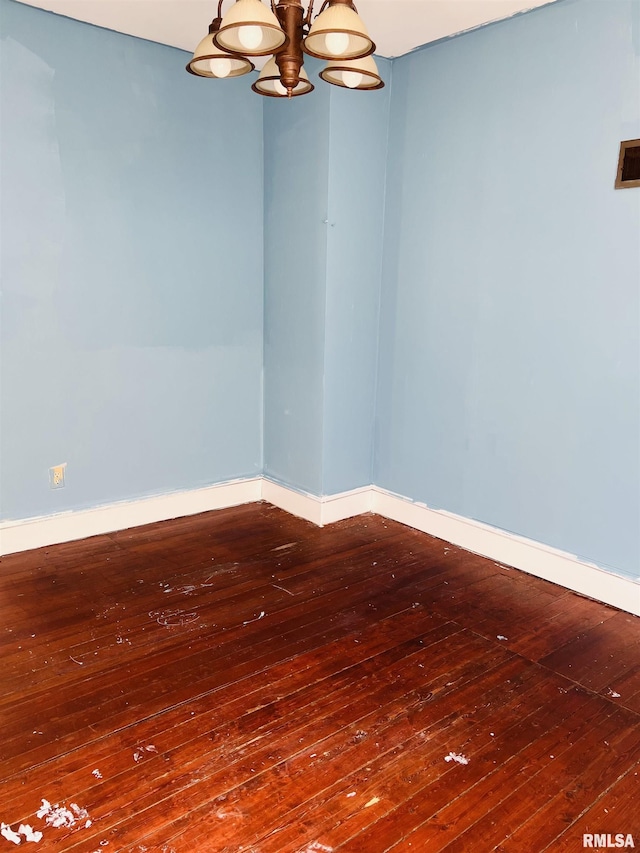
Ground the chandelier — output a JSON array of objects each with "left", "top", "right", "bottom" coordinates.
[{"left": 186, "top": 0, "right": 384, "bottom": 97}]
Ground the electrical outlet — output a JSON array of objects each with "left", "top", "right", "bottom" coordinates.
[{"left": 49, "top": 464, "right": 66, "bottom": 489}]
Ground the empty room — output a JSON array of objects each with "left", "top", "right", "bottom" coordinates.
[{"left": 1, "top": 0, "right": 639, "bottom": 850}]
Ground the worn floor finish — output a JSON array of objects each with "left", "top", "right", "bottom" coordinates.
[{"left": 1, "top": 503, "right": 638, "bottom": 852}]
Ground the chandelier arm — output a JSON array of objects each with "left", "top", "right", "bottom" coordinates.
[
  {"left": 312, "top": 0, "right": 359, "bottom": 20},
  {"left": 317, "top": 0, "right": 358, "bottom": 10},
  {"left": 207, "top": 0, "right": 224, "bottom": 33},
  {"left": 317, "top": 0, "right": 357, "bottom": 12},
  {"left": 303, "top": 0, "right": 314, "bottom": 29}
]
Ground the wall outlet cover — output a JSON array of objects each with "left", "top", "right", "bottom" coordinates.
[{"left": 49, "top": 464, "right": 66, "bottom": 489}]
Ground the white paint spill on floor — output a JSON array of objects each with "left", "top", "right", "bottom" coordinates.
[
  {"left": 364, "top": 797, "right": 380, "bottom": 808},
  {"left": 496, "top": 635, "right": 508, "bottom": 641},
  {"left": 303, "top": 843, "right": 333, "bottom": 853},
  {"left": 444, "top": 752, "right": 469, "bottom": 765},
  {"left": 607, "top": 688, "right": 621, "bottom": 698},
  {"left": 36, "top": 799, "right": 90, "bottom": 829},
  {"left": 243, "top": 611, "right": 266, "bottom": 626},
  {"left": 19, "top": 825, "right": 43, "bottom": 843},
  {"left": 1, "top": 824, "right": 21, "bottom": 845},
  {"left": 92, "top": 769, "right": 102, "bottom": 779},
  {"left": 346, "top": 791, "right": 356, "bottom": 798}
]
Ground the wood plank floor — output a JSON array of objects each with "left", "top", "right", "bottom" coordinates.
[{"left": 1, "top": 503, "right": 638, "bottom": 852}]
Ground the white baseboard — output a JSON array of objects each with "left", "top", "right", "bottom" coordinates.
[
  {"left": 320, "top": 485, "right": 373, "bottom": 525},
  {"left": 371, "top": 487, "right": 640, "bottom": 617},
  {"left": 2, "top": 478, "right": 637, "bottom": 617},
  {"left": 0, "top": 478, "right": 370, "bottom": 555},
  {"left": 261, "top": 479, "right": 323, "bottom": 525},
  {"left": 261, "top": 479, "right": 372, "bottom": 526},
  {"left": 0, "top": 478, "right": 262, "bottom": 555}
]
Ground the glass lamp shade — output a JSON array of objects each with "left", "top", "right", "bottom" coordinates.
[
  {"left": 252, "top": 57, "right": 314, "bottom": 97},
  {"left": 186, "top": 33, "right": 255, "bottom": 77},
  {"left": 319, "top": 54, "right": 384, "bottom": 90},
  {"left": 214, "top": 0, "right": 287, "bottom": 57},
  {"left": 303, "top": 3, "right": 374, "bottom": 61}
]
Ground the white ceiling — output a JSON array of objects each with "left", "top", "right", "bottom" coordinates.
[{"left": 14, "top": 0, "right": 558, "bottom": 64}]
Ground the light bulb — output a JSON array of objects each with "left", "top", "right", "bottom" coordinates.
[
  {"left": 209, "top": 57, "right": 232, "bottom": 78},
  {"left": 238, "top": 25, "right": 263, "bottom": 50},
  {"left": 324, "top": 31, "right": 350, "bottom": 56},
  {"left": 274, "top": 78, "right": 287, "bottom": 95},
  {"left": 342, "top": 70, "right": 363, "bottom": 89}
]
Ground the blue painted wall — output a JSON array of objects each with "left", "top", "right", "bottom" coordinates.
[
  {"left": 262, "top": 66, "right": 331, "bottom": 495},
  {"left": 322, "top": 66, "right": 391, "bottom": 494},
  {"left": 375, "top": 0, "right": 640, "bottom": 578},
  {"left": 2, "top": 0, "right": 637, "bottom": 583},
  {"left": 0, "top": 0, "right": 264, "bottom": 519},
  {"left": 263, "top": 58, "right": 390, "bottom": 496}
]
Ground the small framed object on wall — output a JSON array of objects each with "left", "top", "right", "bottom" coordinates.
[{"left": 615, "top": 139, "right": 640, "bottom": 189}]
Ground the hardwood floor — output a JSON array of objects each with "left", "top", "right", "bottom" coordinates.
[{"left": 1, "top": 503, "right": 638, "bottom": 852}]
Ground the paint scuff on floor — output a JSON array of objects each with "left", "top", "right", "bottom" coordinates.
[
  {"left": 150, "top": 609, "right": 198, "bottom": 627},
  {"left": 134, "top": 744, "right": 159, "bottom": 762},
  {"left": 271, "top": 542, "right": 298, "bottom": 552},
  {"left": 271, "top": 583, "right": 294, "bottom": 595}
]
